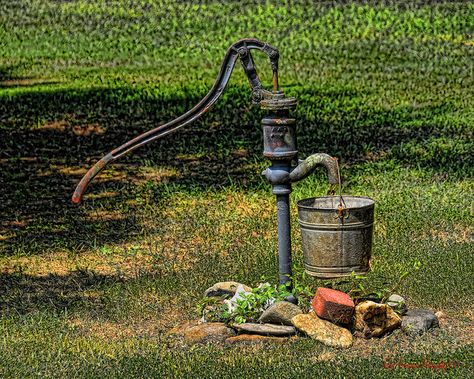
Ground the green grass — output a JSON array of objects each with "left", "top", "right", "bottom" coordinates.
[
  {"left": 0, "top": 1, "right": 473, "bottom": 377},
  {"left": 1, "top": 312, "right": 473, "bottom": 378}
]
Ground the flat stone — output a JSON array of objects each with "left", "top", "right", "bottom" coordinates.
[
  {"left": 182, "top": 322, "right": 236, "bottom": 343},
  {"left": 312, "top": 287, "right": 354, "bottom": 324},
  {"left": 401, "top": 309, "right": 439, "bottom": 336},
  {"left": 204, "top": 281, "right": 252, "bottom": 298},
  {"left": 166, "top": 320, "right": 200, "bottom": 337},
  {"left": 291, "top": 313, "right": 353, "bottom": 348},
  {"left": 386, "top": 294, "right": 407, "bottom": 315},
  {"left": 258, "top": 301, "right": 303, "bottom": 325},
  {"left": 354, "top": 301, "right": 401, "bottom": 338},
  {"left": 233, "top": 323, "right": 296, "bottom": 336},
  {"left": 225, "top": 334, "right": 293, "bottom": 344}
]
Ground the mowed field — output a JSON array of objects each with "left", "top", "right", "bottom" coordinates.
[{"left": 0, "top": 1, "right": 473, "bottom": 377}]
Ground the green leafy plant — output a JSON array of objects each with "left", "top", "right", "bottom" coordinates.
[
  {"left": 196, "top": 296, "right": 233, "bottom": 323},
  {"left": 230, "top": 283, "right": 293, "bottom": 324},
  {"left": 324, "top": 260, "right": 423, "bottom": 306},
  {"left": 288, "top": 271, "right": 316, "bottom": 312},
  {"left": 322, "top": 272, "right": 372, "bottom": 300},
  {"left": 196, "top": 281, "right": 311, "bottom": 324},
  {"left": 381, "top": 259, "right": 422, "bottom": 303}
]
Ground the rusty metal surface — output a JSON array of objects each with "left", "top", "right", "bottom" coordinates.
[
  {"left": 260, "top": 92, "right": 297, "bottom": 110},
  {"left": 262, "top": 118, "right": 297, "bottom": 161},
  {"left": 261, "top": 92, "right": 298, "bottom": 162},
  {"left": 72, "top": 153, "right": 113, "bottom": 203},
  {"left": 72, "top": 38, "right": 280, "bottom": 203},
  {"left": 71, "top": 38, "right": 305, "bottom": 300},
  {"left": 297, "top": 196, "right": 375, "bottom": 278},
  {"left": 289, "top": 153, "right": 339, "bottom": 184}
]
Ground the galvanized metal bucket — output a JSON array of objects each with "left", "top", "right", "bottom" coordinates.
[{"left": 297, "top": 196, "right": 375, "bottom": 279}]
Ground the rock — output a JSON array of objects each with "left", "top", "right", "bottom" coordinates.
[
  {"left": 225, "top": 334, "right": 293, "bottom": 344},
  {"left": 233, "top": 323, "right": 296, "bottom": 336},
  {"left": 204, "top": 281, "right": 252, "bottom": 298},
  {"left": 312, "top": 287, "right": 355, "bottom": 324},
  {"left": 258, "top": 301, "right": 303, "bottom": 326},
  {"left": 401, "top": 309, "right": 439, "bottom": 336},
  {"left": 167, "top": 320, "right": 200, "bottom": 337},
  {"left": 386, "top": 294, "right": 407, "bottom": 315},
  {"left": 291, "top": 313, "right": 353, "bottom": 348},
  {"left": 182, "top": 322, "right": 236, "bottom": 343},
  {"left": 354, "top": 301, "right": 401, "bottom": 338}
]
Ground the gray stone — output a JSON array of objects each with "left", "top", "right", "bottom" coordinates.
[
  {"left": 233, "top": 323, "right": 296, "bottom": 336},
  {"left": 204, "top": 281, "right": 252, "bottom": 298},
  {"left": 387, "top": 294, "right": 407, "bottom": 315},
  {"left": 401, "top": 309, "right": 439, "bottom": 336},
  {"left": 258, "top": 301, "right": 303, "bottom": 326},
  {"left": 292, "top": 313, "right": 353, "bottom": 348}
]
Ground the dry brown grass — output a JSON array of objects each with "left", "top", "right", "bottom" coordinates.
[
  {"left": 67, "top": 293, "right": 186, "bottom": 341},
  {"left": 38, "top": 120, "right": 67, "bottom": 132},
  {"left": 0, "top": 248, "right": 159, "bottom": 278},
  {"left": 71, "top": 124, "right": 106, "bottom": 136},
  {"left": 0, "top": 78, "right": 57, "bottom": 87},
  {"left": 426, "top": 225, "right": 473, "bottom": 245}
]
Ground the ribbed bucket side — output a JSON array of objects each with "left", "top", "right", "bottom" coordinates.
[{"left": 297, "top": 196, "right": 375, "bottom": 279}]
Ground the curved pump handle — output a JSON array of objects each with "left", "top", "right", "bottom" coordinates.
[{"left": 72, "top": 38, "right": 279, "bottom": 203}]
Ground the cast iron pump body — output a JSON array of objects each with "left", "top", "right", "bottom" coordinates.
[{"left": 72, "top": 39, "right": 339, "bottom": 301}]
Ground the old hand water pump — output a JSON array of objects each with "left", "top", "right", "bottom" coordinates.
[{"left": 73, "top": 39, "right": 370, "bottom": 301}]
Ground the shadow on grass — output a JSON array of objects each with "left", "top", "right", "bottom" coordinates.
[
  {"left": 0, "top": 270, "right": 118, "bottom": 315},
  {"left": 0, "top": 85, "right": 471, "bottom": 257},
  {"left": 0, "top": 65, "right": 21, "bottom": 81},
  {"left": 0, "top": 239, "right": 270, "bottom": 316}
]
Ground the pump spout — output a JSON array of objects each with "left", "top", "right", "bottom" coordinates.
[{"left": 289, "top": 153, "right": 339, "bottom": 185}]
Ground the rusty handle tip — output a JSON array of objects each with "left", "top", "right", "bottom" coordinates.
[
  {"left": 71, "top": 155, "right": 112, "bottom": 204},
  {"left": 71, "top": 174, "right": 89, "bottom": 204},
  {"left": 71, "top": 191, "right": 83, "bottom": 204}
]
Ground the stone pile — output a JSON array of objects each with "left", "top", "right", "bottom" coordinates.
[{"left": 169, "top": 281, "right": 441, "bottom": 347}]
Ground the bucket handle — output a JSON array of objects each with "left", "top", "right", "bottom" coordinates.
[{"left": 335, "top": 198, "right": 349, "bottom": 221}]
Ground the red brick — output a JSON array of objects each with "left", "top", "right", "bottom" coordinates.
[{"left": 312, "top": 287, "right": 355, "bottom": 324}]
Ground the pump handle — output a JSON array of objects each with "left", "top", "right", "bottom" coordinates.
[{"left": 72, "top": 39, "right": 279, "bottom": 203}]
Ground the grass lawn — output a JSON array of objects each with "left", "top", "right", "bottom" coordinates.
[{"left": 0, "top": 1, "right": 473, "bottom": 377}]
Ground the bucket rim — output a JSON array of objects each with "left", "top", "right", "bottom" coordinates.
[{"left": 297, "top": 195, "right": 375, "bottom": 211}]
